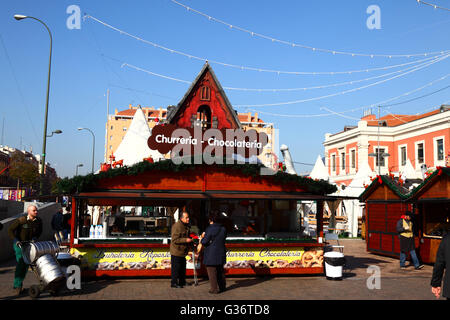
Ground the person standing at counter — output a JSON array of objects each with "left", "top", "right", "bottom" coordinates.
[
  {"left": 170, "top": 211, "right": 192, "bottom": 288},
  {"left": 200, "top": 211, "right": 227, "bottom": 294},
  {"left": 396, "top": 211, "right": 424, "bottom": 270},
  {"left": 7, "top": 205, "right": 43, "bottom": 295}
]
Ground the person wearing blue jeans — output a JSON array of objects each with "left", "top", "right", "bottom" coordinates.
[{"left": 396, "top": 211, "right": 424, "bottom": 270}]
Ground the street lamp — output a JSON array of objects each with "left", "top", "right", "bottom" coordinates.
[
  {"left": 46, "top": 129, "right": 62, "bottom": 137},
  {"left": 14, "top": 14, "right": 52, "bottom": 196},
  {"left": 77, "top": 127, "right": 95, "bottom": 174},
  {"left": 75, "top": 164, "right": 83, "bottom": 176}
]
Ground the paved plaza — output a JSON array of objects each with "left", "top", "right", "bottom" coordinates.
[{"left": 0, "top": 239, "right": 443, "bottom": 301}]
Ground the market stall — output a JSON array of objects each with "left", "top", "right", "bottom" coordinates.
[
  {"left": 407, "top": 167, "right": 450, "bottom": 263},
  {"left": 359, "top": 175, "right": 417, "bottom": 258},
  {"left": 60, "top": 160, "right": 337, "bottom": 277}
]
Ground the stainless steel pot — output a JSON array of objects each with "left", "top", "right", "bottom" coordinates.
[
  {"left": 22, "top": 241, "right": 59, "bottom": 264},
  {"left": 35, "top": 254, "right": 66, "bottom": 288}
]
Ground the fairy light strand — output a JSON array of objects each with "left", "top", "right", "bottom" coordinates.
[
  {"left": 245, "top": 72, "right": 450, "bottom": 117},
  {"left": 416, "top": 0, "right": 450, "bottom": 12},
  {"left": 119, "top": 53, "right": 446, "bottom": 92},
  {"left": 234, "top": 54, "right": 449, "bottom": 107},
  {"left": 170, "top": 0, "right": 449, "bottom": 58},
  {"left": 84, "top": 14, "right": 449, "bottom": 76}
]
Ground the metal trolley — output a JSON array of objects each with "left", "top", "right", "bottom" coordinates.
[{"left": 18, "top": 241, "right": 67, "bottom": 299}]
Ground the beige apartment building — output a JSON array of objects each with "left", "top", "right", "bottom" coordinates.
[{"left": 104, "top": 104, "right": 276, "bottom": 168}]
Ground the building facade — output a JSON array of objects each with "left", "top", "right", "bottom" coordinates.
[{"left": 324, "top": 105, "right": 450, "bottom": 186}]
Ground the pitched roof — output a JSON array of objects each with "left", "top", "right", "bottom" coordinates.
[
  {"left": 407, "top": 166, "right": 450, "bottom": 200},
  {"left": 359, "top": 174, "right": 420, "bottom": 200},
  {"left": 364, "top": 109, "right": 442, "bottom": 127},
  {"left": 165, "top": 63, "right": 242, "bottom": 128}
]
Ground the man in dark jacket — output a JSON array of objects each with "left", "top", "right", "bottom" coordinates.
[
  {"left": 396, "top": 211, "right": 423, "bottom": 270},
  {"left": 7, "top": 205, "right": 43, "bottom": 295},
  {"left": 431, "top": 234, "right": 450, "bottom": 299},
  {"left": 200, "top": 211, "right": 227, "bottom": 294},
  {"left": 170, "top": 211, "right": 192, "bottom": 288}
]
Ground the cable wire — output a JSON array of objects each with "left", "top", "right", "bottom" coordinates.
[{"left": 171, "top": 0, "right": 449, "bottom": 57}]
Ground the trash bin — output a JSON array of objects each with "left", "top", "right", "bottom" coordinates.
[{"left": 324, "top": 251, "right": 345, "bottom": 280}]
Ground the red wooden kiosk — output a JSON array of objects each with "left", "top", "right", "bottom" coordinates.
[
  {"left": 360, "top": 167, "right": 450, "bottom": 263},
  {"left": 64, "top": 162, "right": 336, "bottom": 277},
  {"left": 359, "top": 175, "right": 415, "bottom": 258},
  {"left": 59, "top": 63, "right": 338, "bottom": 277},
  {"left": 407, "top": 167, "right": 450, "bottom": 263}
]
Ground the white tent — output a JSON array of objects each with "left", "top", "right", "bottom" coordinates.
[
  {"left": 340, "top": 161, "right": 375, "bottom": 237},
  {"left": 309, "top": 155, "right": 329, "bottom": 181},
  {"left": 114, "top": 107, "right": 165, "bottom": 166},
  {"left": 400, "top": 158, "right": 421, "bottom": 180}
]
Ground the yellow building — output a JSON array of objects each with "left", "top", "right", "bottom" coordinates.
[{"left": 104, "top": 104, "right": 276, "bottom": 168}]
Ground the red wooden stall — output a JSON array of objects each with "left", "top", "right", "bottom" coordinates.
[
  {"left": 407, "top": 167, "right": 450, "bottom": 264},
  {"left": 360, "top": 175, "right": 416, "bottom": 259},
  {"left": 360, "top": 168, "right": 450, "bottom": 264},
  {"left": 66, "top": 163, "right": 336, "bottom": 277}
]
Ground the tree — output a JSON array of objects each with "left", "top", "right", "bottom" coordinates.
[{"left": 8, "top": 151, "right": 39, "bottom": 190}]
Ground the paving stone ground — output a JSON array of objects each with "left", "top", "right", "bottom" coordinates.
[{"left": 0, "top": 239, "right": 444, "bottom": 301}]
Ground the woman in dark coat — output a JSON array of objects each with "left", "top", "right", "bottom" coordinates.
[{"left": 200, "top": 211, "right": 227, "bottom": 294}]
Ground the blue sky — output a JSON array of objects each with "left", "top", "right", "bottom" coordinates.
[{"left": 1, "top": 0, "right": 449, "bottom": 178}]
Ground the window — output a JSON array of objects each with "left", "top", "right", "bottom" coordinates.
[
  {"left": 351, "top": 149, "right": 356, "bottom": 169},
  {"left": 341, "top": 152, "right": 346, "bottom": 171},
  {"left": 436, "top": 139, "right": 444, "bottom": 161},
  {"left": 197, "top": 105, "right": 212, "bottom": 129},
  {"left": 110, "top": 125, "right": 113, "bottom": 130},
  {"left": 375, "top": 148, "right": 386, "bottom": 167},
  {"left": 331, "top": 154, "right": 336, "bottom": 172},
  {"left": 417, "top": 143, "right": 424, "bottom": 164},
  {"left": 123, "top": 127, "right": 127, "bottom": 132},
  {"left": 200, "top": 86, "right": 211, "bottom": 101},
  {"left": 110, "top": 135, "right": 113, "bottom": 141},
  {"left": 400, "top": 146, "right": 407, "bottom": 166}
]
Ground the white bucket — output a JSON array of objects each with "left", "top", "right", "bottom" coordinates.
[{"left": 324, "top": 251, "right": 345, "bottom": 280}]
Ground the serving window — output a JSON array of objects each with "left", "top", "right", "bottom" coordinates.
[
  {"left": 73, "top": 197, "right": 311, "bottom": 242},
  {"left": 423, "top": 202, "right": 450, "bottom": 238}
]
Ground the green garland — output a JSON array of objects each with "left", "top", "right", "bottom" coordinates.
[{"left": 56, "top": 157, "right": 337, "bottom": 195}]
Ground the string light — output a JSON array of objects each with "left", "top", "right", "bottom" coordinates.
[
  {"left": 84, "top": 14, "right": 449, "bottom": 76},
  {"left": 416, "top": 0, "right": 450, "bottom": 12},
  {"left": 170, "top": 0, "right": 449, "bottom": 58},
  {"left": 119, "top": 53, "right": 446, "bottom": 92},
  {"left": 235, "top": 54, "right": 449, "bottom": 107},
  {"left": 246, "top": 72, "right": 450, "bottom": 117}
]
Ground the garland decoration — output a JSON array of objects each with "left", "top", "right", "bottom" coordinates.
[{"left": 56, "top": 157, "right": 337, "bottom": 195}]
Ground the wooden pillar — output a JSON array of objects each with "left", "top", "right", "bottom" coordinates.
[
  {"left": 70, "top": 197, "right": 76, "bottom": 247},
  {"left": 316, "top": 200, "right": 324, "bottom": 239}
]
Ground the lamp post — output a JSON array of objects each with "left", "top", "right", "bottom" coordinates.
[
  {"left": 75, "top": 164, "right": 83, "bottom": 176},
  {"left": 47, "top": 129, "right": 62, "bottom": 137},
  {"left": 77, "top": 127, "right": 95, "bottom": 174},
  {"left": 14, "top": 14, "right": 52, "bottom": 196}
]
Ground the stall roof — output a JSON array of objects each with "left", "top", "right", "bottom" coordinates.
[
  {"left": 407, "top": 166, "right": 450, "bottom": 202},
  {"left": 359, "top": 174, "right": 422, "bottom": 201},
  {"left": 58, "top": 158, "right": 338, "bottom": 196}
]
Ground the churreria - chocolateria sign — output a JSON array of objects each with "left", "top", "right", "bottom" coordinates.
[{"left": 148, "top": 124, "right": 268, "bottom": 165}]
